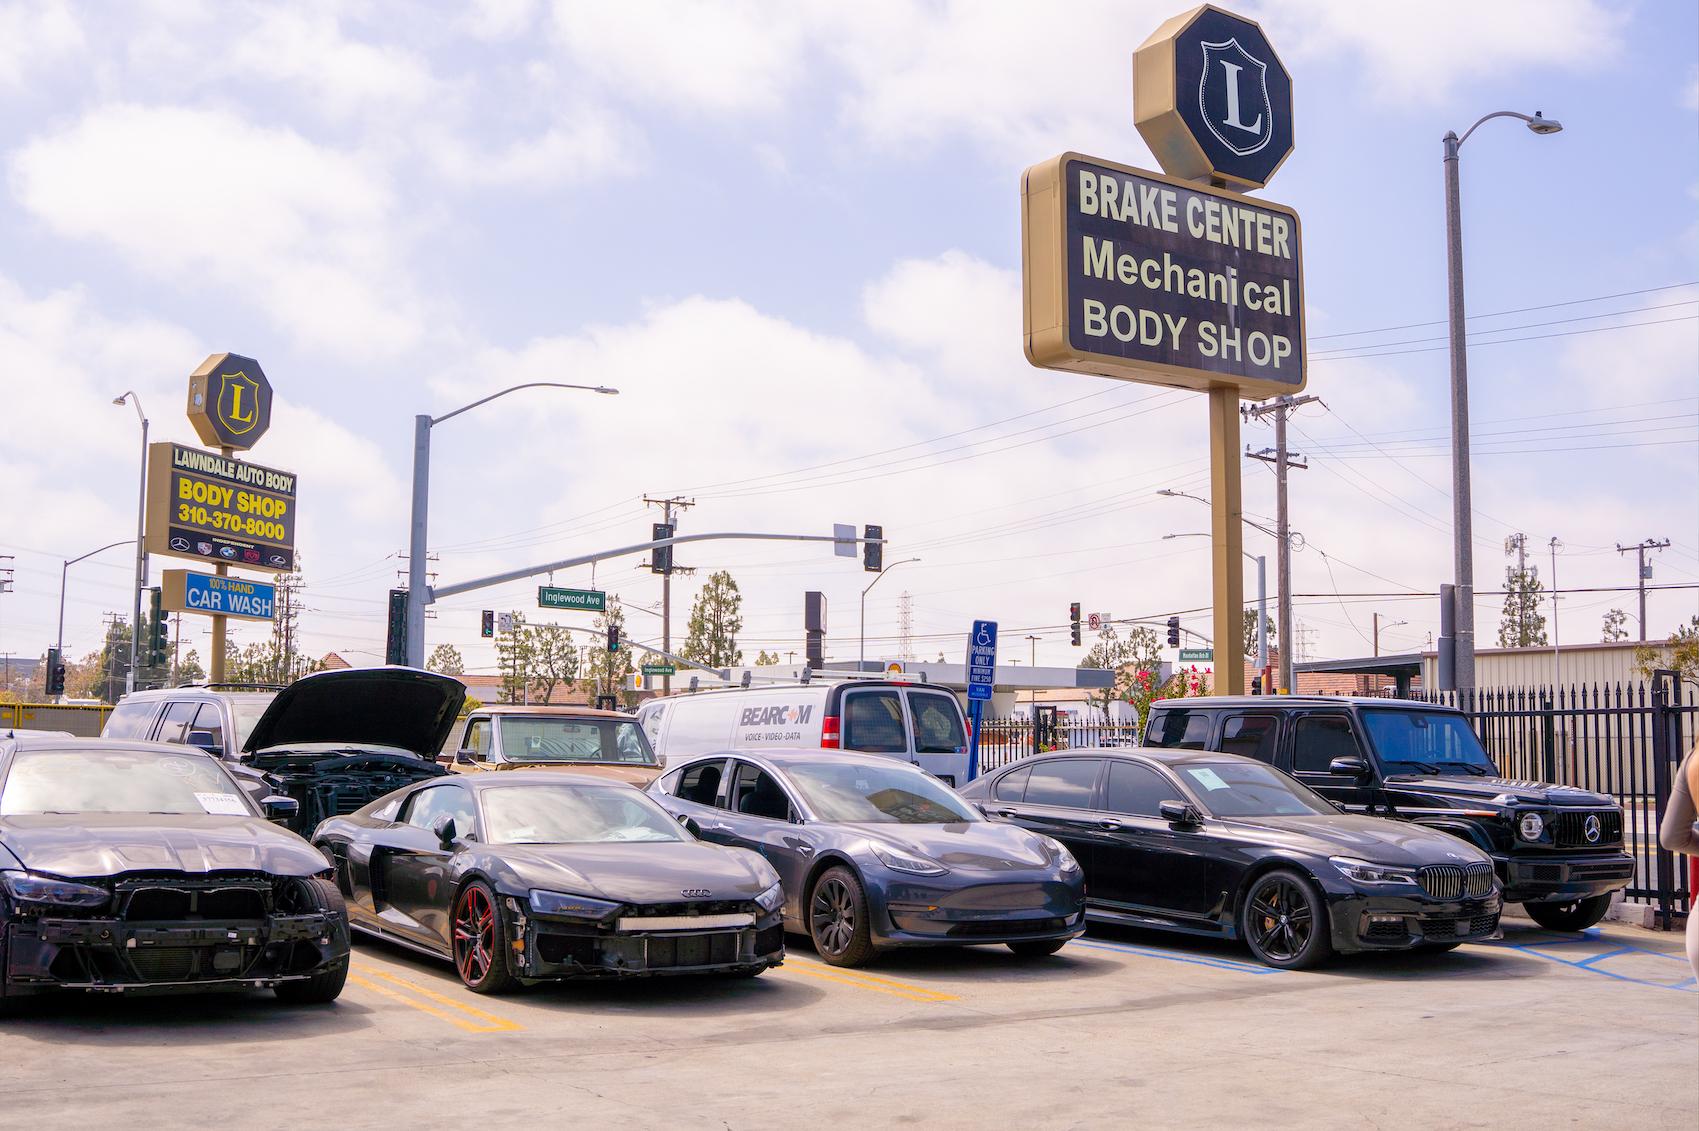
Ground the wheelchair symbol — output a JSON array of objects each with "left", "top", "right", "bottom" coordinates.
[{"left": 975, "top": 625, "right": 994, "bottom": 647}]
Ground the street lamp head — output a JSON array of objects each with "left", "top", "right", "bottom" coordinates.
[
  {"left": 112, "top": 393, "right": 129, "bottom": 406},
  {"left": 1526, "top": 111, "right": 1562, "bottom": 135},
  {"left": 593, "top": 386, "right": 619, "bottom": 395}
]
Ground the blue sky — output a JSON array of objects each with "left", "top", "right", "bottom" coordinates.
[{"left": 1, "top": 0, "right": 1695, "bottom": 677}]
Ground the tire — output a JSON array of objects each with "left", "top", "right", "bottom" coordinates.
[
  {"left": 274, "top": 877, "right": 350, "bottom": 1004},
  {"left": 1008, "top": 939, "right": 1068, "bottom": 959},
  {"left": 1240, "top": 869, "right": 1333, "bottom": 970},
  {"left": 808, "top": 866, "right": 878, "bottom": 968},
  {"left": 1523, "top": 894, "right": 1612, "bottom": 932},
  {"left": 452, "top": 880, "right": 518, "bottom": 994}
]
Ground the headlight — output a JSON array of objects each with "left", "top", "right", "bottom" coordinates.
[
  {"left": 1330, "top": 857, "right": 1417, "bottom": 886},
  {"left": 528, "top": 890, "right": 621, "bottom": 921},
  {"left": 755, "top": 881, "right": 785, "bottom": 913},
  {"left": 2, "top": 870, "right": 111, "bottom": 909},
  {"left": 870, "top": 843, "right": 948, "bottom": 877},
  {"left": 1041, "top": 835, "right": 1081, "bottom": 875},
  {"left": 1517, "top": 812, "right": 1545, "bottom": 841}
]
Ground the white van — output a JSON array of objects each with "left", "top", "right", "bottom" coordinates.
[{"left": 635, "top": 680, "right": 972, "bottom": 784}]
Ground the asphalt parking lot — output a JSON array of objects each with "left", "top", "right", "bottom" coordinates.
[{"left": 4, "top": 914, "right": 1694, "bottom": 1130}]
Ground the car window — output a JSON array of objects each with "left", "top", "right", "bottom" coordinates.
[
  {"left": 908, "top": 692, "right": 966, "bottom": 754},
  {"left": 1102, "top": 761, "right": 1176, "bottom": 817},
  {"left": 993, "top": 765, "right": 1031, "bottom": 802},
  {"left": 729, "top": 762, "right": 793, "bottom": 821},
  {"left": 465, "top": 720, "right": 491, "bottom": 757},
  {"left": 1180, "top": 760, "right": 1335, "bottom": 817},
  {"left": 1220, "top": 714, "right": 1279, "bottom": 764},
  {"left": 156, "top": 701, "right": 200, "bottom": 744},
  {"left": 103, "top": 701, "right": 157, "bottom": 740},
  {"left": 1292, "top": 715, "right": 1363, "bottom": 773},
  {"left": 1147, "top": 710, "right": 1211, "bottom": 750},
  {"left": 676, "top": 760, "right": 727, "bottom": 807},
  {"left": 1, "top": 748, "right": 251, "bottom": 816},
  {"left": 481, "top": 784, "right": 688, "bottom": 845},
  {"left": 494, "top": 717, "right": 658, "bottom": 764},
  {"left": 843, "top": 690, "right": 906, "bottom": 753},
  {"left": 190, "top": 703, "right": 226, "bottom": 752},
  {"left": 1022, "top": 759, "right": 1103, "bottom": 809},
  {"left": 370, "top": 798, "right": 403, "bottom": 822},
  {"left": 784, "top": 760, "right": 977, "bottom": 824},
  {"left": 405, "top": 784, "right": 478, "bottom": 836}
]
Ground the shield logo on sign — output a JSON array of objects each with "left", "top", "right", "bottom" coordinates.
[
  {"left": 1199, "top": 38, "right": 1274, "bottom": 157},
  {"left": 216, "top": 370, "right": 262, "bottom": 436}
]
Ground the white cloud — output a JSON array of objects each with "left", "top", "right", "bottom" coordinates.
[
  {"left": 465, "top": 0, "right": 540, "bottom": 41},
  {"left": 862, "top": 249, "right": 1022, "bottom": 377},
  {"left": 0, "top": 0, "right": 83, "bottom": 89},
  {"left": 226, "top": 8, "right": 439, "bottom": 120},
  {"left": 10, "top": 104, "right": 425, "bottom": 357},
  {"left": 425, "top": 108, "right": 641, "bottom": 188}
]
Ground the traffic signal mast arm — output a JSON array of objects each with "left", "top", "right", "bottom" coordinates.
[{"left": 430, "top": 530, "right": 887, "bottom": 603}]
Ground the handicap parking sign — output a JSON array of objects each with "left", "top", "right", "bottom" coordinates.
[{"left": 966, "top": 620, "right": 998, "bottom": 702}]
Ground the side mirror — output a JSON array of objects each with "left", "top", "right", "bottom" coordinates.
[
  {"left": 1329, "top": 756, "right": 1370, "bottom": 778},
  {"left": 431, "top": 813, "right": 458, "bottom": 849},
  {"left": 454, "top": 748, "right": 479, "bottom": 766},
  {"left": 186, "top": 729, "right": 224, "bottom": 758},
  {"left": 260, "top": 795, "right": 299, "bottom": 824},
  {"left": 1159, "top": 800, "right": 1201, "bottom": 825}
]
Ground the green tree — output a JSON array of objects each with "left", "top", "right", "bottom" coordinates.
[
  {"left": 494, "top": 613, "right": 532, "bottom": 704},
  {"left": 427, "top": 643, "right": 465, "bottom": 676},
  {"left": 1601, "top": 608, "right": 1629, "bottom": 643},
  {"left": 1498, "top": 561, "right": 1548, "bottom": 648},
  {"left": 176, "top": 648, "right": 206, "bottom": 685},
  {"left": 754, "top": 649, "right": 780, "bottom": 666},
  {"left": 681, "top": 570, "right": 744, "bottom": 668},
  {"left": 1080, "top": 625, "right": 1163, "bottom": 726},
  {"left": 1242, "top": 606, "right": 1275, "bottom": 659},
  {"left": 1635, "top": 615, "right": 1699, "bottom": 681},
  {"left": 526, "top": 623, "right": 579, "bottom": 704}
]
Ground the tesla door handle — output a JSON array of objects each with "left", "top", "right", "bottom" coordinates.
[
  {"left": 706, "top": 822, "right": 734, "bottom": 833},
  {"left": 1098, "top": 819, "right": 1123, "bottom": 831},
  {"left": 784, "top": 839, "right": 815, "bottom": 856},
  {"left": 990, "top": 807, "right": 1018, "bottom": 818}
]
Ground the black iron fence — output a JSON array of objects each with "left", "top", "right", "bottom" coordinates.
[{"left": 976, "top": 716, "right": 1143, "bottom": 773}]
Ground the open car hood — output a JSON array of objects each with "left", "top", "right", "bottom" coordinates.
[{"left": 243, "top": 666, "right": 466, "bottom": 759}]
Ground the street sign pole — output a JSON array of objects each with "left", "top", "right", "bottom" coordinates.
[
  {"left": 965, "top": 619, "right": 999, "bottom": 781},
  {"left": 1209, "top": 388, "right": 1246, "bottom": 694}
]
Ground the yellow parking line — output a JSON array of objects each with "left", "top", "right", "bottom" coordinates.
[
  {"left": 780, "top": 959, "right": 958, "bottom": 1004},
  {"left": 348, "top": 966, "right": 523, "bottom": 1033}
]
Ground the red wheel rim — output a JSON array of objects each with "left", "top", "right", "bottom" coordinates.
[{"left": 454, "top": 886, "right": 496, "bottom": 985}]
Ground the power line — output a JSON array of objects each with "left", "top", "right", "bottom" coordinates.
[{"left": 1309, "top": 281, "right": 1697, "bottom": 340}]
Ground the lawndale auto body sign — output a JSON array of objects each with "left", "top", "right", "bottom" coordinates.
[
  {"left": 1022, "top": 153, "right": 1305, "bottom": 397},
  {"left": 144, "top": 442, "right": 299, "bottom": 572}
]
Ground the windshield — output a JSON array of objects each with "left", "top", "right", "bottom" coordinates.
[
  {"left": 497, "top": 718, "right": 657, "bottom": 765},
  {"left": 784, "top": 761, "right": 977, "bottom": 824},
  {"left": 1179, "top": 760, "right": 1336, "bottom": 818},
  {"left": 1360, "top": 709, "right": 1497, "bottom": 776},
  {"left": 229, "top": 696, "right": 275, "bottom": 751},
  {"left": 1, "top": 748, "right": 255, "bottom": 816},
  {"left": 480, "top": 784, "right": 687, "bottom": 845}
]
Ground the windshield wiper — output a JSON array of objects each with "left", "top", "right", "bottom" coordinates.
[
  {"left": 1436, "top": 761, "right": 1490, "bottom": 776},
  {"left": 1380, "top": 759, "right": 1440, "bottom": 775}
]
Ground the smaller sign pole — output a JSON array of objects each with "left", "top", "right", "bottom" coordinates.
[
  {"left": 208, "top": 445, "right": 232, "bottom": 684},
  {"left": 1209, "top": 389, "right": 1246, "bottom": 695},
  {"left": 967, "top": 698, "right": 984, "bottom": 783},
  {"left": 965, "top": 619, "right": 999, "bottom": 781}
]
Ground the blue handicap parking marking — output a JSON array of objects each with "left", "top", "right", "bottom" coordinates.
[
  {"left": 1486, "top": 926, "right": 1696, "bottom": 993},
  {"left": 1068, "top": 937, "right": 1283, "bottom": 975}
]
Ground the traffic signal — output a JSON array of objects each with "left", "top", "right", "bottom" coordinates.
[
  {"left": 1069, "top": 602, "right": 1082, "bottom": 646},
  {"left": 863, "top": 525, "right": 883, "bottom": 572},
  {"left": 147, "top": 587, "right": 168, "bottom": 666},
  {"left": 385, "top": 589, "right": 408, "bottom": 665},
  {"left": 45, "top": 647, "right": 65, "bottom": 697},
  {"left": 607, "top": 625, "right": 620, "bottom": 653},
  {"left": 651, "top": 523, "right": 674, "bottom": 574},
  {"left": 1166, "top": 616, "right": 1180, "bottom": 647},
  {"left": 1251, "top": 675, "right": 1263, "bottom": 695},
  {"left": 481, "top": 610, "right": 495, "bottom": 638}
]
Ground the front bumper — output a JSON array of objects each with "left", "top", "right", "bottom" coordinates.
[
  {"left": 511, "top": 904, "right": 785, "bottom": 980},
  {"left": 3, "top": 911, "right": 347, "bottom": 998},
  {"left": 872, "top": 877, "right": 1087, "bottom": 948},
  {"left": 1496, "top": 852, "right": 1634, "bottom": 903},
  {"left": 1327, "top": 890, "right": 1502, "bottom": 953}
]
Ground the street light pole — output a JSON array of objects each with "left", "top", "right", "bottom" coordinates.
[
  {"left": 112, "top": 393, "right": 149, "bottom": 694},
  {"left": 859, "top": 557, "right": 920, "bottom": 670},
  {"left": 1163, "top": 533, "right": 1265, "bottom": 684},
  {"left": 56, "top": 539, "right": 135, "bottom": 702},
  {"left": 1443, "top": 109, "right": 1562, "bottom": 691},
  {"left": 404, "top": 382, "right": 618, "bottom": 667}
]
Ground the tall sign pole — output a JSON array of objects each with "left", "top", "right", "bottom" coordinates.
[{"left": 1022, "top": 4, "right": 1302, "bottom": 696}]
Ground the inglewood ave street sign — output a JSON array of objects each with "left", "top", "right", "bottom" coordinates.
[{"left": 538, "top": 586, "right": 606, "bottom": 612}]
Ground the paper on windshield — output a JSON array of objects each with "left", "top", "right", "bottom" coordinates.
[
  {"left": 195, "top": 792, "right": 249, "bottom": 816},
  {"left": 1186, "top": 768, "right": 1230, "bottom": 792}
]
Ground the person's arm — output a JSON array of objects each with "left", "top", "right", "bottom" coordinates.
[{"left": 1659, "top": 745, "right": 1699, "bottom": 854}]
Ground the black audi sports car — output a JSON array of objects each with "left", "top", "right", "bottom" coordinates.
[
  {"left": 313, "top": 772, "right": 786, "bottom": 992},
  {"left": 961, "top": 748, "right": 1503, "bottom": 969},
  {"left": 649, "top": 750, "right": 1086, "bottom": 967},
  {"left": 0, "top": 736, "right": 350, "bottom": 1009}
]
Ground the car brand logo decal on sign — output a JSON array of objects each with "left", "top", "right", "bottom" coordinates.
[
  {"left": 219, "top": 546, "right": 238, "bottom": 559},
  {"left": 1584, "top": 815, "right": 1601, "bottom": 843},
  {"left": 197, "top": 541, "right": 214, "bottom": 555},
  {"left": 243, "top": 549, "right": 261, "bottom": 563},
  {"left": 169, "top": 536, "right": 191, "bottom": 551},
  {"left": 1199, "top": 38, "right": 1273, "bottom": 156},
  {"left": 268, "top": 553, "right": 288, "bottom": 566}
]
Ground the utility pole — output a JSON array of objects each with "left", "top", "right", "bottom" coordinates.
[
  {"left": 1615, "top": 538, "right": 1669, "bottom": 642},
  {"left": 644, "top": 496, "right": 695, "bottom": 694},
  {"left": 1245, "top": 394, "right": 1319, "bottom": 693}
]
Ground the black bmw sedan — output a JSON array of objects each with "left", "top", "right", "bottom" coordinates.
[
  {"left": 313, "top": 772, "right": 785, "bottom": 992},
  {"left": 960, "top": 748, "right": 1502, "bottom": 968}
]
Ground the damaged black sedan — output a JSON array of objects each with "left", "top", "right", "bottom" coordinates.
[
  {"left": 0, "top": 736, "right": 350, "bottom": 1010},
  {"left": 315, "top": 773, "right": 785, "bottom": 992}
]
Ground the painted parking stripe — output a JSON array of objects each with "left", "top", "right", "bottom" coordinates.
[
  {"left": 1482, "top": 932, "right": 1696, "bottom": 993},
  {"left": 349, "top": 964, "right": 524, "bottom": 1032},
  {"left": 778, "top": 959, "right": 959, "bottom": 1003},
  {"left": 1070, "top": 937, "right": 1282, "bottom": 975}
]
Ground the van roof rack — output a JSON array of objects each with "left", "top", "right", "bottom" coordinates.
[{"left": 178, "top": 681, "right": 287, "bottom": 691}]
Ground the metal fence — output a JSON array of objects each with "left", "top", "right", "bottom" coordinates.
[{"left": 976, "top": 716, "right": 1144, "bottom": 773}]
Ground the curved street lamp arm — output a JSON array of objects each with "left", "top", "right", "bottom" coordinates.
[
  {"left": 431, "top": 382, "right": 618, "bottom": 426},
  {"left": 1454, "top": 110, "right": 1554, "bottom": 150},
  {"left": 66, "top": 539, "right": 136, "bottom": 568}
]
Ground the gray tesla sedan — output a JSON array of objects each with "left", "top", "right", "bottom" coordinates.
[{"left": 650, "top": 749, "right": 1085, "bottom": 967}]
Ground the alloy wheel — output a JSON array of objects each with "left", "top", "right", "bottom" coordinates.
[
  {"left": 454, "top": 885, "right": 497, "bottom": 985},
  {"left": 1248, "top": 876, "right": 1314, "bottom": 961},
  {"left": 811, "top": 876, "right": 856, "bottom": 956}
]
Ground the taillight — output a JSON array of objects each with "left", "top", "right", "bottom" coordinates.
[{"left": 821, "top": 715, "right": 840, "bottom": 748}]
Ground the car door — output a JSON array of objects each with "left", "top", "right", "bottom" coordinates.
[
  {"left": 1092, "top": 760, "right": 1216, "bottom": 920},
  {"left": 1285, "top": 711, "right": 1375, "bottom": 810},
  {"left": 986, "top": 757, "right": 1109, "bottom": 875},
  {"left": 715, "top": 760, "right": 819, "bottom": 905},
  {"left": 152, "top": 701, "right": 201, "bottom": 746},
  {"left": 376, "top": 782, "right": 477, "bottom": 949},
  {"left": 655, "top": 757, "right": 732, "bottom": 830}
]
